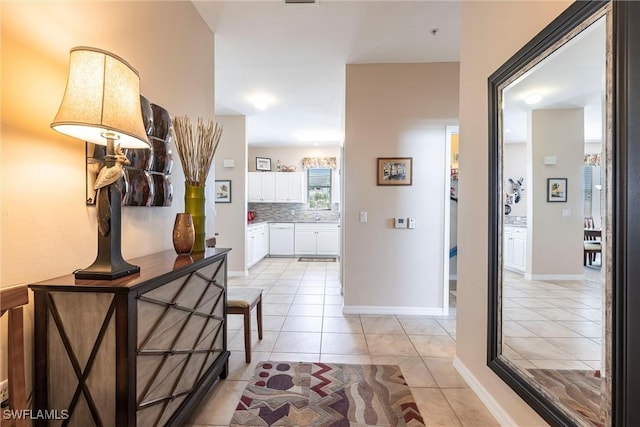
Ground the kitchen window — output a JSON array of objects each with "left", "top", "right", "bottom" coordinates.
[{"left": 307, "top": 168, "right": 331, "bottom": 210}]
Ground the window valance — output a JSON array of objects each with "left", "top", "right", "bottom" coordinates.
[
  {"left": 584, "top": 154, "right": 601, "bottom": 166},
  {"left": 302, "top": 157, "right": 337, "bottom": 169}
]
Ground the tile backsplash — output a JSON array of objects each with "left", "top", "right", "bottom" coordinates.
[{"left": 248, "top": 203, "right": 340, "bottom": 222}]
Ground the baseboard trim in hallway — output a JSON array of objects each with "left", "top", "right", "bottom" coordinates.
[
  {"left": 453, "top": 356, "right": 520, "bottom": 427},
  {"left": 342, "top": 305, "right": 446, "bottom": 316}
]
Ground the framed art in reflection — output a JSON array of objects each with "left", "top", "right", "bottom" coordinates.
[{"left": 547, "top": 178, "right": 568, "bottom": 202}]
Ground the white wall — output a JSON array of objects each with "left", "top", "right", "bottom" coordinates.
[
  {"left": 343, "top": 63, "right": 459, "bottom": 314},
  {"left": 1, "top": 0, "right": 214, "bottom": 387},
  {"left": 504, "top": 143, "right": 528, "bottom": 218},
  {"left": 215, "top": 115, "right": 247, "bottom": 275},
  {"left": 457, "top": 1, "right": 571, "bottom": 425}
]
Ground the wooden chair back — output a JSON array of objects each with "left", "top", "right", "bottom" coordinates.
[{"left": 1, "top": 285, "right": 29, "bottom": 427}]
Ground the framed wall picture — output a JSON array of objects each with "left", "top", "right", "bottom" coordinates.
[
  {"left": 256, "top": 157, "right": 271, "bottom": 171},
  {"left": 215, "top": 180, "right": 232, "bottom": 203},
  {"left": 377, "top": 157, "right": 413, "bottom": 186},
  {"left": 547, "top": 178, "right": 567, "bottom": 202}
]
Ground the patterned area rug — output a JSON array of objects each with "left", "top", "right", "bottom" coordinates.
[
  {"left": 231, "top": 361, "right": 425, "bottom": 426},
  {"left": 527, "top": 369, "right": 604, "bottom": 427}
]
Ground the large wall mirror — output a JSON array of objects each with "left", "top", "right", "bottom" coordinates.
[{"left": 488, "top": 1, "right": 617, "bottom": 426}]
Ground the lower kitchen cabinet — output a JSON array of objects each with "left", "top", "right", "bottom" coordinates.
[
  {"left": 294, "top": 223, "right": 340, "bottom": 256},
  {"left": 504, "top": 226, "right": 527, "bottom": 273},
  {"left": 247, "top": 222, "right": 269, "bottom": 267}
]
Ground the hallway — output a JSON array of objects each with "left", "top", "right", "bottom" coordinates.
[{"left": 187, "top": 257, "right": 498, "bottom": 426}]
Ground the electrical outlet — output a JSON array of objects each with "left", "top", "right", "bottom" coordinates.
[{"left": 0, "top": 379, "right": 8, "bottom": 405}]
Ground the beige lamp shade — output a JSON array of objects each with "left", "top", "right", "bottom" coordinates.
[{"left": 51, "top": 46, "right": 150, "bottom": 149}]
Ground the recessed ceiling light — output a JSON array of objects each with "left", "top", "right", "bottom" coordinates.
[
  {"left": 524, "top": 94, "right": 543, "bottom": 105},
  {"left": 249, "top": 93, "right": 275, "bottom": 110}
]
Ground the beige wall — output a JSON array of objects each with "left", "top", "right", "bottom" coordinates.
[
  {"left": 457, "top": 1, "right": 571, "bottom": 425},
  {"left": 528, "top": 108, "right": 584, "bottom": 278},
  {"left": 1, "top": 0, "right": 214, "bottom": 384},
  {"left": 248, "top": 146, "right": 340, "bottom": 173},
  {"left": 215, "top": 115, "right": 248, "bottom": 274},
  {"left": 343, "top": 63, "right": 458, "bottom": 313}
]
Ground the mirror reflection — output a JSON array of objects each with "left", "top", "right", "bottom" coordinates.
[{"left": 499, "top": 11, "right": 609, "bottom": 427}]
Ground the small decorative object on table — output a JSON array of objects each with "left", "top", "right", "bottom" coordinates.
[
  {"left": 172, "top": 116, "right": 223, "bottom": 251},
  {"left": 172, "top": 213, "right": 195, "bottom": 255}
]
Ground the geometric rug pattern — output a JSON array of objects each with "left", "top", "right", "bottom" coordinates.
[{"left": 231, "top": 361, "right": 425, "bottom": 426}]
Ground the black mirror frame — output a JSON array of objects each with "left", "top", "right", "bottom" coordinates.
[{"left": 487, "top": 1, "right": 640, "bottom": 426}]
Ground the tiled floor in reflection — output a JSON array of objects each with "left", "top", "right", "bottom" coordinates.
[
  {"left": 186, "top": 257, "right": 498, "bottom": 427},
  {"left": 502, "top": 265, "right": 604, "bottom": 372}
]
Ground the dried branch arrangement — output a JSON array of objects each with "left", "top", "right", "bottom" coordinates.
[{"left": 172, "top": 116, "right": 223, "bottom": 187}]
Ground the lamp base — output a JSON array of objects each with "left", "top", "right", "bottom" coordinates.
[{"left": 74, "top": 260, "right": 140, "bottom": 280}]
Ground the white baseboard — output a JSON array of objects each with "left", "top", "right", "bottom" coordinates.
[
  {"left": 228, "top": 270, "right": 248, "bottom": 277},
  {"left": 524, "top": 273, "right": 584, "bottom": 281},
  {"left": 342, "top": 305, "right": 445, "bottom": 316},
  {"left": 453, "top": 356, "right": 518, "bottom": 427}
]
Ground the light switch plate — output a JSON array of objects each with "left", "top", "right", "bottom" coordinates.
[{"left": 359, "top": 211, "right": 367, "bottom": 223}]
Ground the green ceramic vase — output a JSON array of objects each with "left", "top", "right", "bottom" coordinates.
[{"left": 184, "top": 184, "right": 206, "bottom": 252}]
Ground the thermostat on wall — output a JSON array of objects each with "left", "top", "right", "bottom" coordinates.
[{"left": 394, "top": 218, "right": 406, "bottom": 229}]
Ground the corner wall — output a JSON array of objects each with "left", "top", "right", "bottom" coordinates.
[
  {"left": 215, "top": 115, "right": 247, "bottom": 275},
  {"left": 1, "top": 0, "right": 214, "bottom": 388},
  {"left": 457, "top": 1, "right": 571, "bottom": 425},
  {"left": 343, "top": 63, "right": 459, "bottom": 314}
]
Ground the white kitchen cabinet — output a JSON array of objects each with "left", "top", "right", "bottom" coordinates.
[
  {"left": 247, "top": 223, "right": 269, "bottom": 268},
  {"left": 248, "top": 172, "right": 276, "bottom": 202},
  {"left": 294, "top": 229, "right": 317, "bottom": 255},
  {"left": 295, "top": 223, "right": 340, "bottom": 256},
  {"left": 249, "top": 172, "right": 304, "bottom": 203},
  {"left": 504, "top": 226, "right": 526, "bottom": 273},
  {"left": 275, "top": 172, "right": 305, "bottom": 203}
]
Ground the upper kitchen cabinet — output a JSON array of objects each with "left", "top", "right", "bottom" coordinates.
[
  {"left": 275, "top": 172, "right": 305, "bottom": 203},
  {"left": 249, "top": 172, "right": 305, "bottom": 203},
  {"left": 248, "top": 172, "right": 276, "bottom": 202}
]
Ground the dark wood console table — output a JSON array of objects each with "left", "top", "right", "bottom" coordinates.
[{"left": 29, "top": 248, "right": 231, "bottom": 426}]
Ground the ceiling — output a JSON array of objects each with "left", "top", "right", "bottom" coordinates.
[
  {"left": 192, "top": 0, "right": 461, "bottom": 147},
  {"left": 503, "top": 15, "right": 606, "bottom": 144}
]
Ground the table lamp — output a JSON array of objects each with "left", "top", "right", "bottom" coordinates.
[{"left": 51, "top": 47, "right": 150, "bottom": 280}]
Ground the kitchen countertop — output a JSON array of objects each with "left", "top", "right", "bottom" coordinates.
[
  {"left": 504, "top": 216, "right": 527, "bottom": 228},
  {"left": 248, "top": 221, "right": 339, "bottom": 225}
]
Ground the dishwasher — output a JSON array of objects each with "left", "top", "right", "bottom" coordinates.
[{"left": 269, "top": 223, "right": 295, "bottom": 256}]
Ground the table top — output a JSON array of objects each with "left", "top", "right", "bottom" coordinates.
[{"left": 29, "top": 248, "right": 231, "bottom": 291}]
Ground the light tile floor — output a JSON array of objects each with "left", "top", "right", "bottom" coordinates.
[
  {"left": 502, "top": 264, "right": 604, "bottom": 372},
  {"left": 186, "top": 257, "right": 498, "bottom": 427}
]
